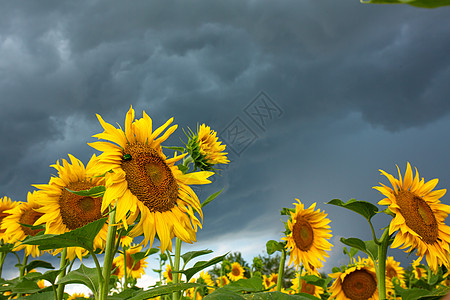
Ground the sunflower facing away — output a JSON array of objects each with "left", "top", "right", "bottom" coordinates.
[
  {"left": 227, "top": 262, "right": 246, "bottom": 281},
  {"left": 373, "top": 162, "right": 450, "bottom": 272},
  {"left": 186, "top": 123, "right": 229, "bottom": 171},
  {"left": 282, "top": 199, "right": 333, "bottom": 273},
  {"left": 33, "top": 154, "right": 108, "bottom": 261},
  {"left": 0, "top": 196, "right": 19, "bottom": 243},
  {"left": 329, "top": 257, "right": 379, "bottom": 300},
  {"left": 89, "top": 106, "right": 213, "bottom": 253},
  {"left": 1, "top": 191, "right": 44, "bottom": 257}
]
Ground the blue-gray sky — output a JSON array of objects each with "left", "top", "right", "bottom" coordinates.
[{"left": 1, "top": 0, "right": 450, "bottom": 290}]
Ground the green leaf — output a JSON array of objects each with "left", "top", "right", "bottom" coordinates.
[
  {"left": 301, "top": 275, "right": 326, "bottom": 287},
  {"left": 203, "top": 288, "right": 245, "bottom": 299},
  {"left": 130, "top": 249, "right": 158, "bottom": 262},
  {"left": 360, "top": 0, "right": 450, "bottom": 8},
  {"left": 18, "top": 291, "right": 56, "bottom": 300},
  {"left": 21, "top": 217, "right": 107, "bottom": 252},
  {"left": 163, "top": 146, "right": 186, "bottom": 152},
  {"left": 177, "top": 253, "right": 228, "bottom": 282},
  {"left": 364, "top": 239, "right": 378, "bottom": 261},
  {"left": 57, "top": 264, "right": 100, "bottom": 295},
  {"left": 327, "top": 199, "right": 378, "bottom": 221},
  {"left": 0, "top": 243, "right": 14, "bottom": 253},
  {"left": 126, "top": 283, "right": 201, "bottom": 300},
  {"left": 201, "top": 189, "right": 223, "bottom": 208},
  {"left": 65, "top": 185, "right": 105, "bottom": 198},
  {"left": 10, "top": 278, "right": 41, "bottom": 294},
  {"left": 221, "top": 277, "right": 263, "bottom": 293},
  {"left": 266, "top": 240, "right": 285, "bottom": 255},
  {"left": 394, "top": 286, "right": 434, "bottom": 300},
  {"left": 280, "top": 208, "right": 295, "bottom": 216},
  {"left": 331, "top": 267, "right": 341, "bottom": 273},
  {"left": 181, "top": 249, "right": 214, "bottom": 265},
  {"left": 25, "top": 260, "right": 55, "bottom": 273},
  {"left": 243, "top": 291, "right": 321, "bottom": 299}
]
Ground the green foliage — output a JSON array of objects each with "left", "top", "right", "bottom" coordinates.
[
  {"left": 181, "top": 249, "right": 214, "bottom": 266},
  {"left": 202, "top": 189, "right": 224, "bottom": 208},
  {"left": 360, "top": 0, "right": 450, "bottom": 8},
  {"left": 126, "top": 283, "right": 202, "bottom": 300},
  {"left": 57, "top": 264, "right": 100, "bottom": 295},
  {"left": 327, "top": 199, "right": 378, "bottom": 222},
  {"left": 65, "top": 185, "right": 106, "bottom": 198},
  {"left": 176, "top": 253, "right": 228, "bottom": 282},
  {"left": 266, "top": 241, "right": 285, "bottom": 255}
]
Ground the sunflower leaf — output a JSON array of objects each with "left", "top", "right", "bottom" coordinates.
[
  {"left": 221, "top": 277, "right": 264, "bottom": 293},
  {"left": 163, "top": 146, "right": 186, "bottom": 152},
  {"left": 340, "top": 237, "right": 367, "bottom": 255},
  {"left": 25, "top": 260, "right": 55, "bottom": 273},
  {"left": 201, "top": 189, "right": 223, "bottom": 208},
  {"left": 360, "top": 0, "right": 450, "bottom": 8},
  {"left": 393, "top": 286, "right": 434, "bottom": 300},
  {"left": 175, "top": 253, "right": 228, "bottom": 282},
  {"left": 65, "top": 185, "right": 106, "bottom": 198},
  {"left": 266, "top": 240, "right": 285, "bottom": 255},
  {"left": 57, "top": 264, "right": 99, "bottom": 295},
  {"left": 327, "top": 199, "right": 378, "bottom": 222},
  {"left": 126, "top": 283, "right": 202, "bottom": 300},
  {"left": 20, "top": 217, "right": 107, "bottom": 252},
  {"left": 243, "top": 291, "right": 320, "bottom": 299},
  {"left": 181, "top": 249, "right": 214, "bottom": 265},
  {"left": 203, "top": 288, "right": 246, "bottom": 299}
]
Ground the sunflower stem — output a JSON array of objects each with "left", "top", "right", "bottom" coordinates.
[
  {"left": 0, "top": 250, "right": 6, "bottom": 278},
  {"left": 376, "top": 228, "right": 389, "bottom": 300},
  {"left": 369, "top": 219, "right": 381, "bottom": 245},
  {"left": 17, "top": 253, "right": 28, "bottom": 298},
  {"left": 277, "top": 248, "right": 286, "bottom": 292},
  {"left": 91, "top": 250, "right": 104, "bottom": 299},
  {"left": 100, "top": 207, "right": 117, "bottom": 300},
  {"left": 56, "top": 248, "right": 67, "bottom": 300},
  {"left": 172, "top": 237, "right": 182, "bottom": 300},
  {"left": 298, "top": 265, "right": 304, "bottom": 294},
  {"left": 123, "top": 248, "right": 129, "bottom": 288}
]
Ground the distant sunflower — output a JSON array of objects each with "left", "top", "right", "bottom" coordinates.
[
  {"left": 228, "top": 262, "right": 245, "bottom": 281},
  {"left": 67, "top": 293, "right": 88, "bottom": 300},
  {"left": 282, "top": 199, "right": 333, "bottom": 273},
  {"left": 290, "top": 271, "right": 324, "bottom": 297},
  {"left": 411, "top": 257, "right": 427, "bottom": 281},
  {"left": 385, "top": 256, "right": 405, "bottom": 287},
  {"left": 186, "top": 124, "right": 229, "bottom": 171},
  {"left": 33, "top": 154, "right": 107, "bottom": 261},
  {"left": 163, "top": 264, "right": 173, "bottom": 283},
  {"left": 263, "top": 274, "right": 275, "bottom": 290},
  {"left": 122, "top": 244, "right": 147, "bottom": 279},
  {"left": 185, "top": 271, "right": 214, "bottom": 299},
  {"left": 329, "top": 257, "right": 379, "bottom": 300},
  {"left": 89, "top": 106, "right": 213, "bottom": 252},
  {"left": 111, "top": 256, "right": 125, "bottom": 279},
  {"left": 216, "top": 275, "right": 230, "bottom": 287},
  {"left": 1, "top": 191, "right": 44, "bottom": 257},
  {"left": 0, "top": 196, "right": 19, "bottom": 243},
  {"left": 373, "top": 162, "right": 450, "bottom": 272}
]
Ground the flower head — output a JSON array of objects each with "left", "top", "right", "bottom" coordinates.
[
  {"left": 0, "top": 196, "right": 19, "bottom": 243},
  {"left": 227, "top": 262, "right": 246, "bottom": 281}
]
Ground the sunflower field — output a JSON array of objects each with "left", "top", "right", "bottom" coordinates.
[{"left": 1, "top": 106, "right": 450, "bottom": 300}]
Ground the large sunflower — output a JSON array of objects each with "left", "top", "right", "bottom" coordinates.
[
  {"left": 1, "top": 191, "right": 44, "bottom": 257},
  {"left": 329, "top": 257, "right": 379, "bottom": 300},
  {"left": 0, "top": 196, "right": 20, "bottom": 243},
  {"left": 89, "top": 106, "right": 213, "bottom": 252},
  {"left": 373, "top": 162, "right": 450, "bottom": 272},
  {"left": 33, "top": 154, "right": 107, "bottom": 261},
  {"left": 282, "top": 199, "right": 333, "bottom": 273}
]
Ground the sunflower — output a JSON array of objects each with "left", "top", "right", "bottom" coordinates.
[
  {"left": 32, "top": 154, "right": 107, "bottom": 261},
  {"left": 185, "top": 271, "right": 214, "bottom": 299},
  {"left": 282, "top": 199, "right": 333, "bottom": 273},
  {"left": 228, "top": 262, "right": 246, "bottom": 281},
  {"left": 263, "top": 274, "right": 274, "bottom": 290},
  {"left": 111, "top": 256, "right": 125, "bottom": 279},
  {"left": 89, "top": 106, "right": 213, "bottom": 253},
  {"left": 163, "top": 264, "right": 173, "bottom": 283},
  {"left": 385, "top": 256, "right": 405, "bottom": 287},
  {"left": 411, "top": 257, "right": 427, "bottom": 281},
  {"left": 186, "top": 124, "right": 229, "bottom": 171},
  {"left": 373, "top": 162, "right": 450, "bottom": 272},
  {"left": 67, "top": 293, "right": 88, "bottom": 300},
  {"left": 216, "top": 275, "right": 230, "bottom": 287},
  {"left": 0, "top": 196, "right": 19, "bottom": 243},
  {"left": 329, "top": 257, "right": 379, "bottom": 300},
  {"left": 121, "top": 244, "right": 147, "bottom": 279},
  {"left": 290, "top": 270, "right": 324, "bottom": 297},
  {"left": 1, "top": 191, "right": 44, "bottom": 257}
]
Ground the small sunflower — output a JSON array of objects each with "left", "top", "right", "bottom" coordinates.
[
  {"left": 263, "top": 274, "right": 274, "bottom": 290},
  {"left": 0, "top": 196, "right": 19, "bottom": 243},
  {"left": 290, "top": 271, "right": 324, "bottom": 297},
  {"left": 33, "top": 154, "right": 107, "bottom": 261},
  {"left": 89, "top": 106, "right": 213, "bottom": 253},
  {"left": 186, "top": 124, "right": 229, "bottom": 171},
  {"left": 122, "top": 244, "right": 147, "bottom": 279},
  {"left": 373, "top": 162, "right": 450, "bottom": 272},
  {"left": 216, "top": 275, "right": 230, "bottom": 287},
  {"left": 411, "top": 257, "right": 427, "bottom": 281},
  {"left": 185, "top": 271, "right": 214, "bottom": 299},
  {"left": 1, "top": 191, "right": 44, "bottom": 257},
  {"left": 228, "top": 262, "right": 245, "bottom": 281},
  {"left": 67, "top": 293, "right": 88, "bottom": 300},
  {"left": 111, "top": 256, "right": 125, "bottom": 279},
  {"left": 329, "top": 257, "right": 379, "bottom": 300},
  {"left": 163, "top": 264, "right": 173, "bottom": 283},
  {"left": 385, "top": 256, "right": 405, "bottom": 287},
  {"left": 282, "top": 199, "right": 333, "bottom": 273}
]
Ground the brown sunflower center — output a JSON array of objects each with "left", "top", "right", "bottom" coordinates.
[
  {"left": 396, "top": 190, "right": 438, "bottom": 244},
  {"left": 292, "top": 217, "right": 314, "bottom": 251},
  {"left": 59, "top": 181, "right": 103, "bottom": 231},
  {"left": 121, "top": 144, "right": 178, "bottom": 212},
  {"left": 386, "top": 266, "right": 397, "bottom": 279},
  {"left": 232, "top": 267, "right": 241, "bottom": 276},
  {"left": 19, "top": 208, "right": 44, "bottom": 236},
  {"left": 126, "top": 254, "right": 141, "bottom": 271},
  {"left": 301, "top": 280, "right": 316, "bottom": 295},
  {"left": 342, "top": 269, "right": 377, "bottom": 300},
  {"left": 415, "top": 266, "right": 423, "bottom": 279},
  {"left": 168, "top": 269, "right": 173, "bottom": 281}
]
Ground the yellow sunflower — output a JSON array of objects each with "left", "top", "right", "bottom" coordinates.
[
  {"left": 185, "top": 271, "right": 214, "bottom": 299},
  {"left": 163, "top": 264, "right": 173, "bottom": 283},
  {"left": 0, "top": 196, "right": 20, "bottom": 243},
  {"left": 111, "top": 256, "right": 125, "bottom": 279},
  {"left": 88, "top": 106, "right": 213, "bottom": 253},
  {"left": 263, "top": 274, "right": 274, "bottom": 290},
  {"left": 290, "top": 270, "right": 324, "bottom": 297},
  {"left": 282, "top": 199, "right": 333, "bottom": 273},
  {"left": 67, "top": 293, "right": 88, "bottom": 300},
  {"left": 186, "top": 124, "right": 229, "bottom": 171},
  {"left": 1, "top": 191, "right": 44, "bottom": 257},
  {"left": 216, "top": 275, "right": 230, "bottom": 287},
  {"left": 411, "top": 257, "right": 427, "bottom": 280},
  {"left": 32, "top": 154, "right": 107, "bottom": 261},
  {"left": 373, "top": 162, "right": 450, "bottom": 272},
  {"left": 227, "top": 262, "right": 245, "bottom": 281},
  {"left": 122, "top": 244, "right": 147, "bottom": 279},
  {"left": 329, "top": 257, "right": 379, "bottom": 300},
  {"left": 385, "top": 256, "right": 405, "bottom": 287}
]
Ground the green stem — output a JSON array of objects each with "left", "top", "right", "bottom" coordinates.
[
  {"left": 100, "top": 207, "right": 118, "bottom": 300},
  {"left": 172, "top": 237, "right": 182, "bottom": 300},
  {"left": 91, "top": 251, "right": 103, "bottom": 300},
  {"left": 298, "top": 265, "right": 304, "bottom": 294},
  {"left": 0, "top": 251, "right": 6, "bottom": 277},
  {"left": 376, "top": 228, "right": 389, "bottom": 300},
  {"left": 52, "top": 284, "right": 58, "bottom": 300},
  {"left": 56, "top": 248, "right": 67, "bottom": 300},
  {"left": 277, "top": 248, "right": 286, "bottom": 292},
  {"left": 18, "top": 253, "right": 29, "bottom": 298},
  {"left": 123, "top": 248, "right": 129, "bottom": 289},
  {"left": 368, "top": 219, "right": 381, "bottom": 245}
]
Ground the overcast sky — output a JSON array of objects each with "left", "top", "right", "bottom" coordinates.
[{"left": 1, "top": 0, "right": 450, "bottom": 293}]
